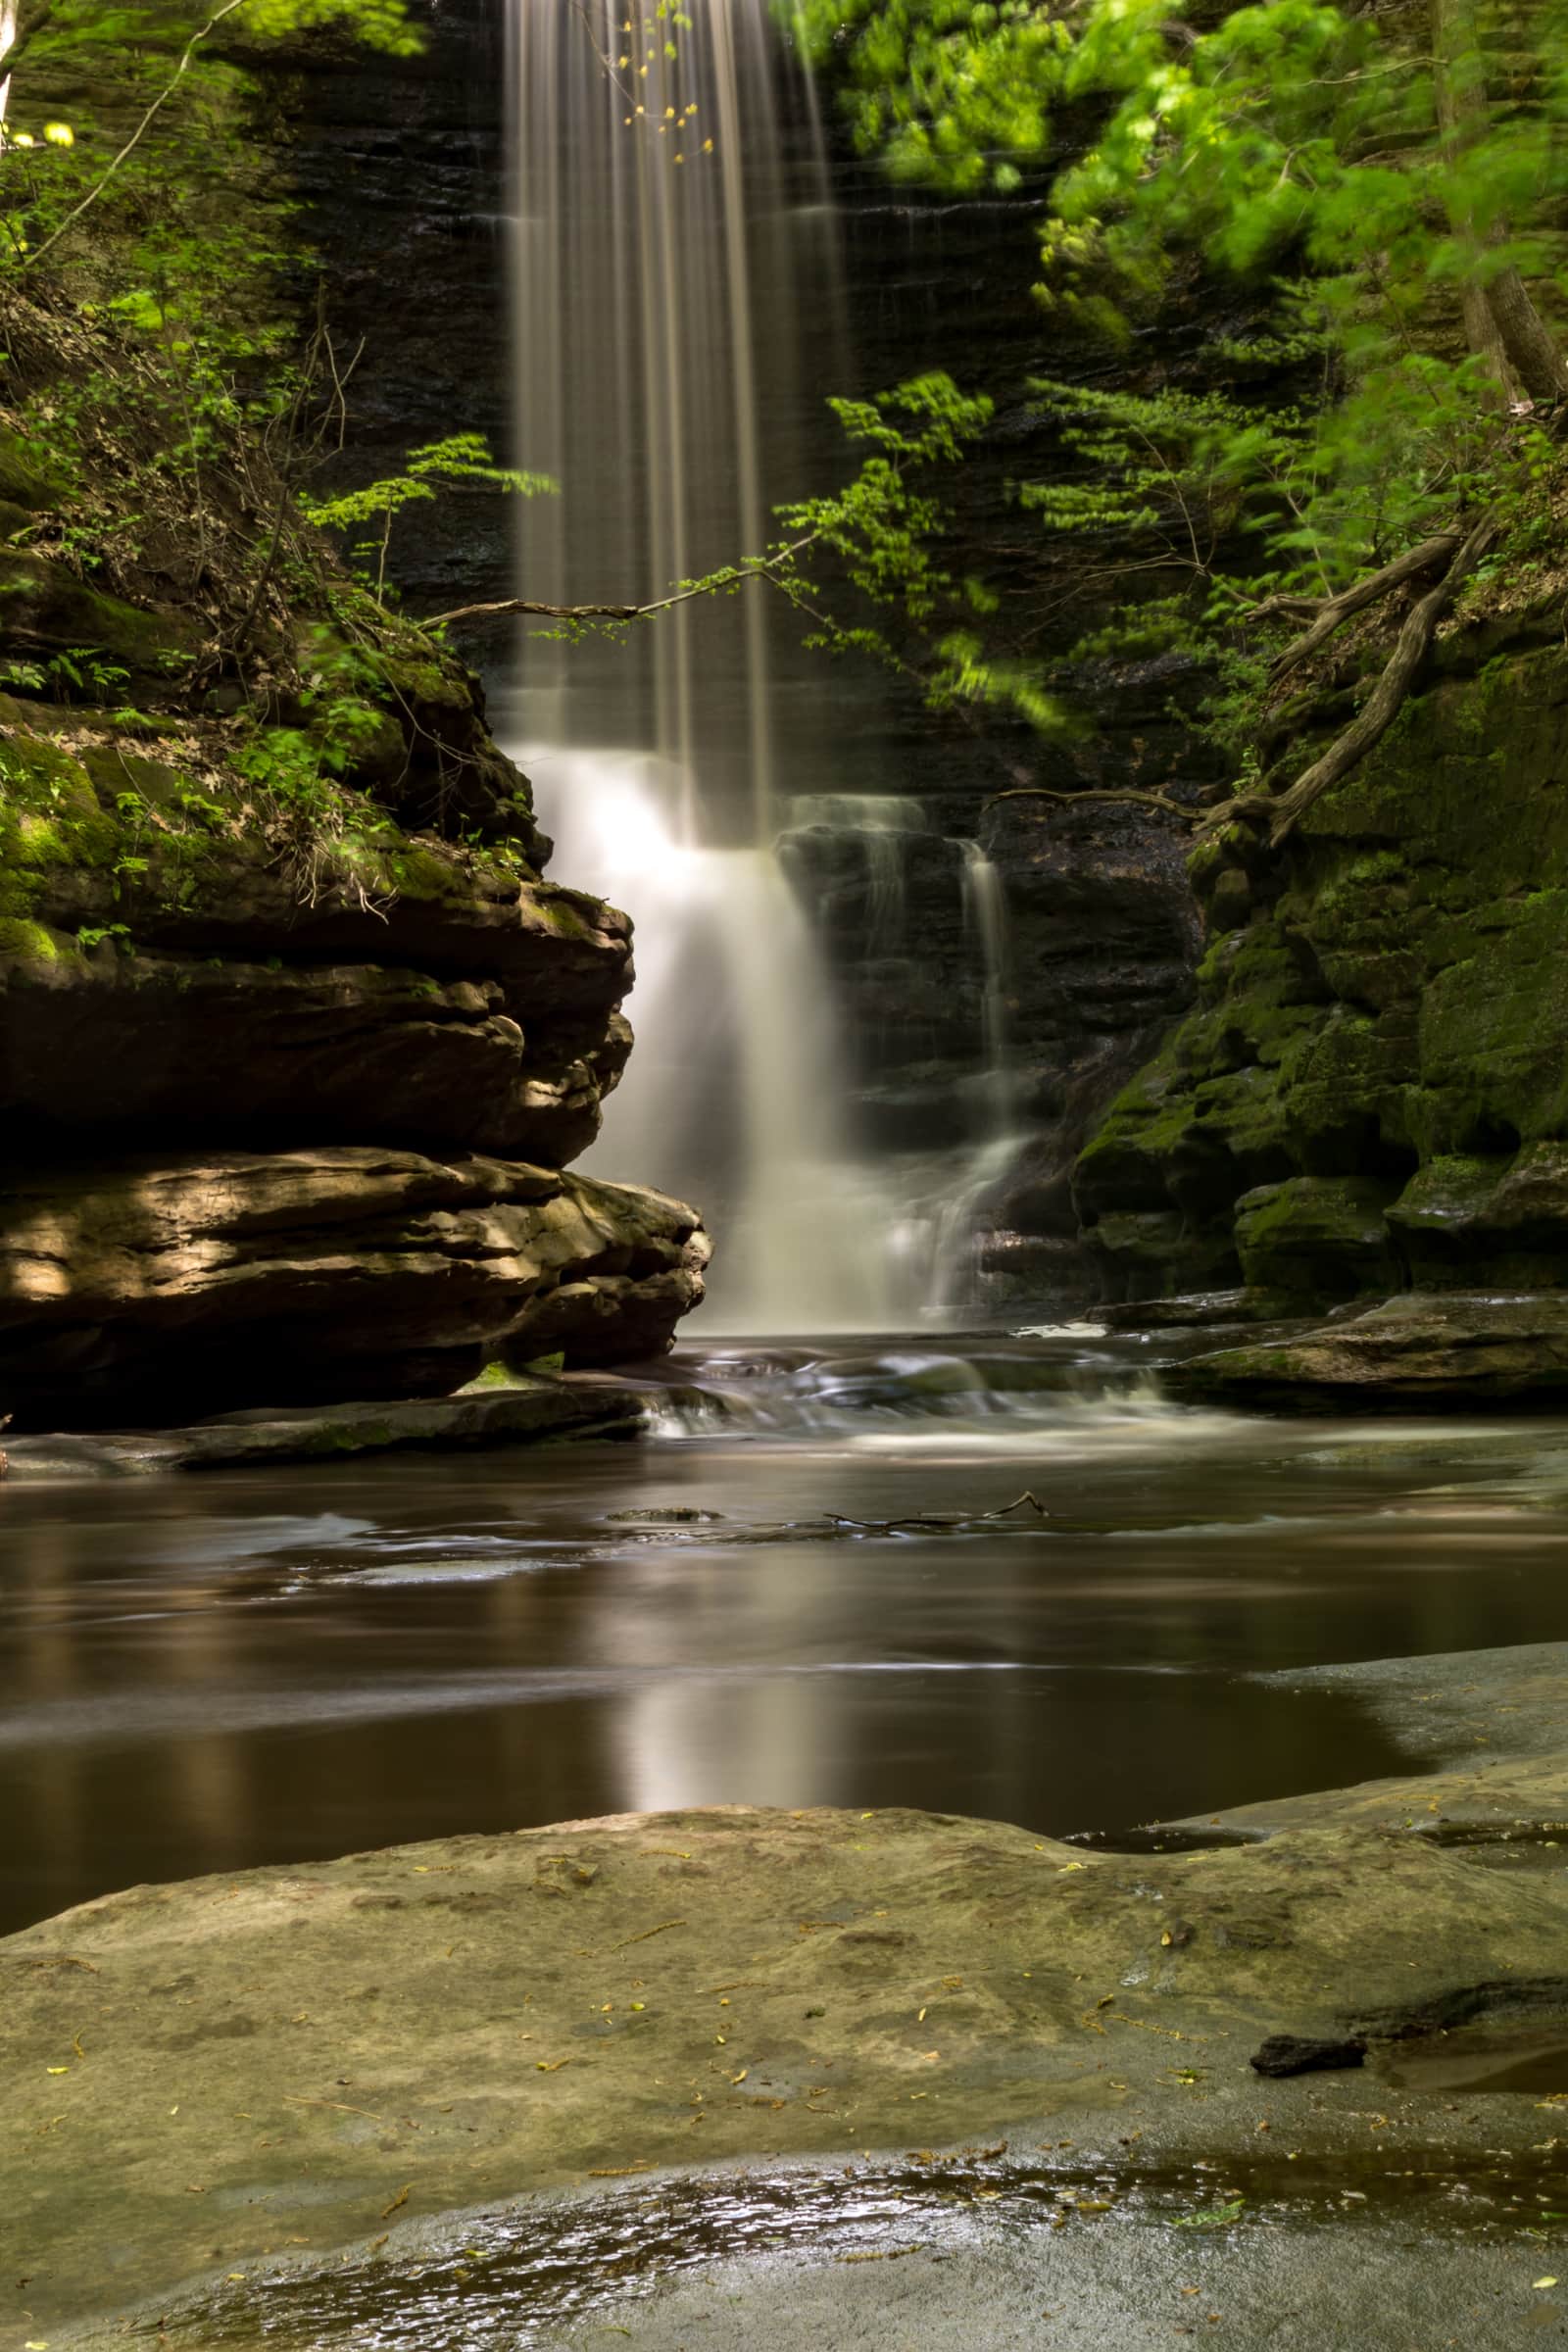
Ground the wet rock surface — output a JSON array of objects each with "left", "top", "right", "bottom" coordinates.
[
  {"left": 1168, "top": 1292, "right": 1568, "bottom": 1411},
  {"left": 0, "top": 1375, "right": 648, "bottom": 1475},
  {"left": 7, "top": 1652, "right": 1568, "bottom": 2340}
]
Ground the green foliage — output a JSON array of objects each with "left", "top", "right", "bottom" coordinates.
[
  {"left": 761, "top": 372, "right": 1063, "bottom": 727},
  {"left": 792, "top": 0, "right": 1568, "bottom": 778},
  {"left": 790, "top": 0, "right": 1071, "bottom": 191},
  {"left": 303, "top": 435, "right": 556, "bottom": 596}
]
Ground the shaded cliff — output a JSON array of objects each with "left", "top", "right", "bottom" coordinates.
[{"left": 1073, "top": 600, "right": 1568, "bottom": 1316}]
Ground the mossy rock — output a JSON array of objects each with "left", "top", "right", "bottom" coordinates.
[
  {"left": 1389, "top": 1145, "right": 1568, "bottom": 1289},
  {"left": 0, "top": 551, "right": 200, "bottom": 680},
  {"left": 0, "top": 426, "right": 74, "bottom": 514},
  {"left": 1278, "top": 1005, "right": 1417, "bottom": 1174},
  {"left": 1415, "top": 892, "right": 1568, "bottom": 1152},
  {"left": 1234, "top": 1175, "right": 1397, "bottom": 1305}
]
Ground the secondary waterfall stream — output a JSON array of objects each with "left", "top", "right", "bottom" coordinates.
[{"left": 504, "top": 0, "right": 1021, "bottom": 1329}]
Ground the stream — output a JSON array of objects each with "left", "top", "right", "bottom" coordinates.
[{"left": 7, "top": 1332, "right": 1568, "bottom": 1938}]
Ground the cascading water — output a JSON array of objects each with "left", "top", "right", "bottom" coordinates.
[{"left": 505, "top": 0, "right": 1020, "bottom": 1329}]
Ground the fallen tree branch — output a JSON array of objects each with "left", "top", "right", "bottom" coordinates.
[
  {"left": 1266, "top": 512, "right": 1500, "bottom": 848},
  {"left": 1264, "top": 531, "right": 1463, "bottom": 677},
  {"left": 826, "top": 1491, "right": 1050, "bottom": 1534},
  {"left": 985, "top": 785, "right": 1204, "bottom": 821},
  {"left": 423, "top": 533, "right": 819, "bottom": 632}
]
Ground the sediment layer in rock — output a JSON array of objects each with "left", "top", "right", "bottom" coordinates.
[
  {"left": 1167, "top": 1291, "right": 1568, "bottom": 1409},
  {"left": 0, "top": 1147, "right": 709, "bottom": 1428}
]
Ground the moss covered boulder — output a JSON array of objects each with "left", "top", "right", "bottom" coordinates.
[{"left": 1073, "top": 627, "right": 1568, "bottom": 1320}]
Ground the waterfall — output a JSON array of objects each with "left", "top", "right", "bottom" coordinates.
[
  {"left": 503, "top": 0, "right": 1016, "bottom": 1331},
  {"left": 534, "top": 748, "right": 902, "bottom": 1331},
  {"left": 958, "top": 839, "right": 1017, "bottom": 1138},
  {"left": 506, "top": 0, "right": 826, "bottom": 839}
]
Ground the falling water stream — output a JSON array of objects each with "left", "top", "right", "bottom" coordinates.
[{"left": 504, "top": 0, "right": 1020, "bottom": 1329}]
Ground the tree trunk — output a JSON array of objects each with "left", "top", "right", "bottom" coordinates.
[
  {"left": 1485, "top": 267, "right": 1568, "bottom": 403},
  {"left": 1431, "top": 0, "right": 1568, "bottom": 404}
]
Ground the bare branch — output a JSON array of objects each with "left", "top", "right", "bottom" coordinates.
[
  {"left": 422, "top": 533, "right": 820, "bottom": 632},
  {"left": 985, "top": 784, "right": 1203, "bottom": 821}
]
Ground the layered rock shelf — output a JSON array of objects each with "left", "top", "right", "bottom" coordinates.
[{"left": 0, "top": 573, "right": 708, "bottom": 1431}]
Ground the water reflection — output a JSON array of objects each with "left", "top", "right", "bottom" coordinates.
[{"left": 5, "top": 1341, "right": 1568, "bottom": 1934}]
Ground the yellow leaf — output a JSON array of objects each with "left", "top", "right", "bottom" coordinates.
[
  {"left": 46, "top": 2066, "right": 69, "bottom": 2076},
  {"left": 1535, "top": 2278, "right": 1559, "bottom": 2290}
]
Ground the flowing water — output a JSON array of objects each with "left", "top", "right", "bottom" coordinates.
[
  {"left": 8, "top": 1337, "right": 1568, "bottom": 1940},
  {"left": 505, "top": 0, "right": 1025, "bottom": 1326}
]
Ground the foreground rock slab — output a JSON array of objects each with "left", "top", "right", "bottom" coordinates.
[
  {"left": 1168, "top": 1290, "right": 1568, "bottom": 1409},
  {"left": 7, "top": 1782, "right": 1568, "bottom": 2340}
]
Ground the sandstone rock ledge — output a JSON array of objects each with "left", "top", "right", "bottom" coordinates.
[
  {"left": 0, "top": 1147, "right": 709, "bottom": 1430},
  {"left": 6, "top": 1761, "right": 1568, "bottom": 2337},
  {"left": 1167, "top": 1290, "right": 1568, "bottom": 1410}
]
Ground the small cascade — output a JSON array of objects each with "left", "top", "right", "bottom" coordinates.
[
  {"left": 785, "top": 793, "right": 927, "bottom": 956},
  {"left": 532, "top": 750, "right": 906, "bottom": 1332},
  {"left": 958, "top": 840, "right": 1016, "bottom": 1137},
  {"left": 919, "top": 840, "right": 1026, "bottom": 1316}
]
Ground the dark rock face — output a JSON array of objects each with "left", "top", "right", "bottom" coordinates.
[
  {"left": 1074, "top": 629, "right": 1568, "bottom": 1313},
  {"left": 0, "top": 1148, "right": 708, "bottom": 1429},
  {"left": 273, "top": 0, "right": 514, "bottom": 617}
]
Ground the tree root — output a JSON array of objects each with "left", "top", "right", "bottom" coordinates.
[
  {"left": 1265, "top": 512, "right": 1499, "bottom": 848},
  {"left": 1259, "top": 532, "right": 1463, "bottom": 678}
]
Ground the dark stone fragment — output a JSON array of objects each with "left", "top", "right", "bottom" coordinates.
[{"left": 1249, "top": 2033, "right": 1367, "bottom": 2078}]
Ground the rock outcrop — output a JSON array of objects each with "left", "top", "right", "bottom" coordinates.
[
  {"left": 0, "top": 581, "right": 705, "bottom": 1432},
  {"left": 1169, "top": 1291, "right": 1568, "bottom": 1411},
  {"left": 0, "top": 1148, "right": 708, "bottom": 1428},
  {"left": 1073, "top": 619, "right": 1568, "bottom": 1321},
  {"left": 10, "top": 1762, "right": 1568, "bottom": 2334}
]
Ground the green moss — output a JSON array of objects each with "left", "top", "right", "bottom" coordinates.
[
  {"left": 0, "top": 427, "right": 74, "bottom": 514},
  {"left": 0, "top": 916, "right": 70, "bottom": 963},
  {"left": 0, "top": 551, "right": 200, "bottom": 676},
  {"left": 1234, "top": 1175, "right": 1396, "bottom": 1303}
]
